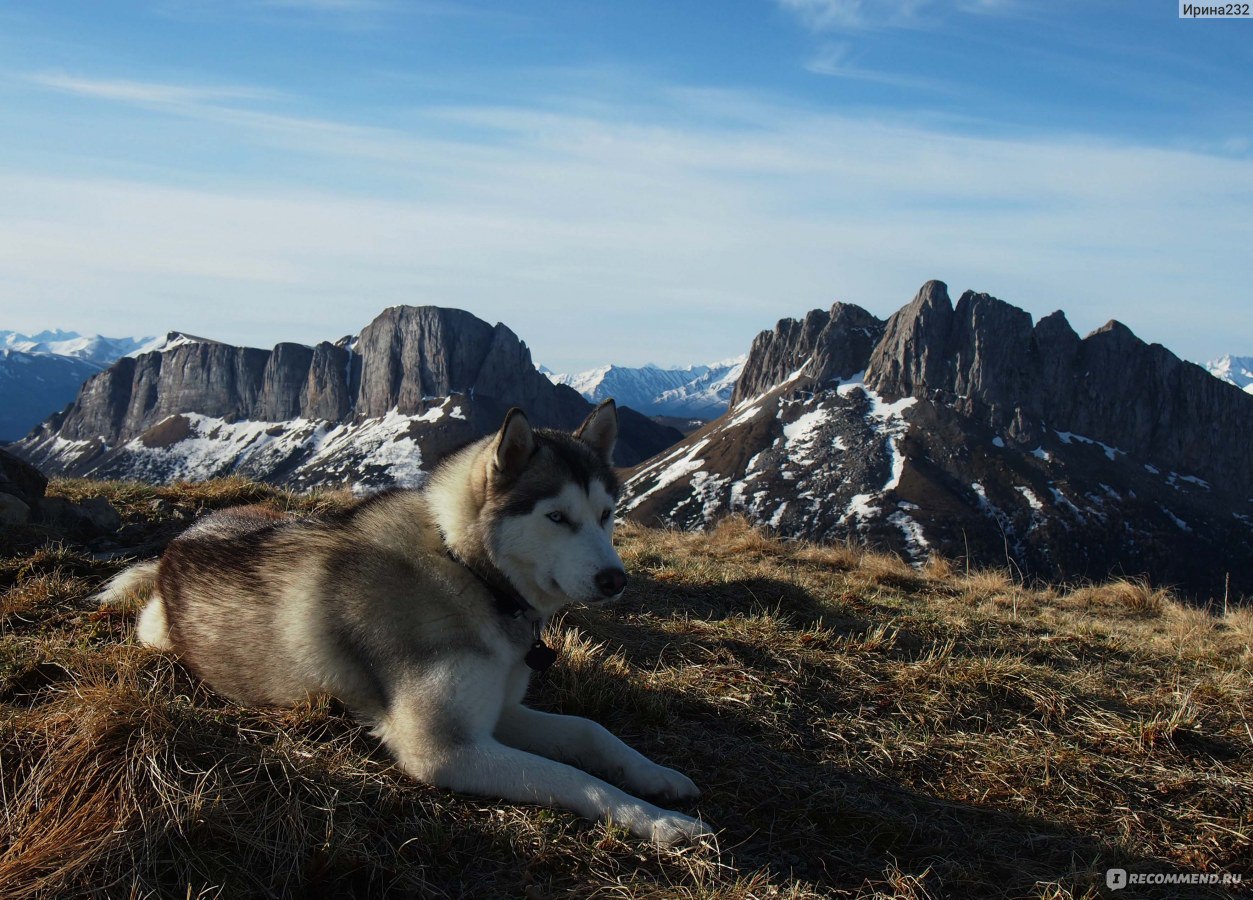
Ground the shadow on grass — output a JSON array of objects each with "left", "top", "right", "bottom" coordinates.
[{"left": 531, "top": 570, "right": 1238, "bottom": 899}]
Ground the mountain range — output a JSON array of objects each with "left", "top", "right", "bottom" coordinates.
[
  {"left": 0, "top": 330, "right": 155, "bottom": 441},
  {"left": 544, "top": 358, "right": 745, "bottom": 421},
  {"left": 7, "top": 289, "right": 1251, "bottom": 600},
  {"left": 623, "top": 282, "right": 1252, "bottom": 601},
  {"left": 12, "top": 308, "right": 680, "bottom": 490}
]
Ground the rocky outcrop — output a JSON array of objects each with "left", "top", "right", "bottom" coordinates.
[
  {"left": 303, "top": 341, "right": 355, "bottom": 422},
  {"left": 14, "top": 308, "right": 682, "bottom": 485},
  {"left": 1, "top": 448, "right": 47, "bottom": 504},
  {"left": 731, "top": 303, "right": 885, "bottom": 405},
  {"left": 624, "top": 281, "right": 1253, "bottom": 602},
  {"left": 865, "top": 282, "right": 1253, "bottom": 498},
  {"left": 0, "top": 449, "right": 120, "bottom": 536},
  {"left": 0, "top": 449, "right": 47, "bottom": 526}
]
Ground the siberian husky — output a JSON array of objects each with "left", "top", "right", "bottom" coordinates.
[{"left": 100, "top": 401, "right": 709, "bottom": 845}]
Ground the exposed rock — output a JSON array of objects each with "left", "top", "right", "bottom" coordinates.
[
  {"left": 624, "top": 281, "right": 1253, "bottom": 602},
  {"left": 862, "top": 280, "right": 953, "bottom": 401},
  {"left": 13, "top": 307, "right": 681, "bottom": 486},
  {"left": 0, "top": 448, "right": 47, "bottom": 503},
  {"left": 731, "top": 302, "right": 885, "bottom": 405},
  {"left": 304, "top": 341, "right": 355, "bottom": 421},
  {"left": 0, "top": 493, "right": 31, "bottom": 526},
  {"left": 257, "top": 343, "right": 315, "bottom": 421},
  {"left": 35, "top": 497, "right": 122, "bottom": 536},
  {"left": 864, "top": 284, "right": 1253, "bottom": 498}
]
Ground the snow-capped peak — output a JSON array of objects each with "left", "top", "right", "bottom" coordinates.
[
  {"left": 0, "top": 330, "right": 156, "bottom": 366},
  {"left": 1207, "top": 354, "right": 1253, "bottom": 394},
  {"left": 544, "top": 356, "right": 747, "bottom": 420}
]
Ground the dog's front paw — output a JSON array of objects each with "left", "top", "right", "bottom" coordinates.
[
  {"left": 648, "top": 810, "right": 714, "bottom": 846},
  {"left": 630, "top": 763, "right": 701, "bottom": 802}
]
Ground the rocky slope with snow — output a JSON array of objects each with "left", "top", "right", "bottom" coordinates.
[
  {"left": 12, "top": 308, "right": 681, "bottom": 490},
  {"left": 623, "top": 281, "right": 1253, "bottom": 601},
  {"left": 0, "top": 330, "right": 155, "bottom": 441},
  {"left": 547, "top": 358, "right": 745, "bottom": 420}
]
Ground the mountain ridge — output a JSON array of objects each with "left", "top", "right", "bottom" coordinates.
[
  {"left": 13, "top": 307, "right": 680, "bottom": 488},
  {"left": 623, "top": 281, "right": 1253, "bottom": 601}
]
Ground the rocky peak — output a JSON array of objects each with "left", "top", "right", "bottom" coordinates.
[
  {"left": 623, "top": 279, "right": 1253, "bottom": 601},
  {"left": 356, "top": 307, "right": 494, "bottom": 417},
  {"left": 730, "top": 302, "right": 885, "bottom": 406},
  {"left": 353, "top": 307, "right": 577, "bottom": 424},
  {"left": 863, "top": 280, "right": 954, "bottom": 399},
  {"left": 865, "top": 283, "right": 1253, "bottom": 498},
  {"left": 15, "top": 305, "right": 682, "bottom": 480}
]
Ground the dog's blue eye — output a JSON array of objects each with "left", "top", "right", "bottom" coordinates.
[{"left": 547, "top": 511, "right": 567, "bottom": 524}]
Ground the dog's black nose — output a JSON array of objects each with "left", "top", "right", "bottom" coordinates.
[{"left": 595, "top": 568, "right": 627, "bottom": 597}]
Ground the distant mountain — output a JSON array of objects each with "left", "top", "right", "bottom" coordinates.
[
  {"left": 0, "top": 351, "right": 103, "bottom": 443},
  {"left": 0, "top": 330, "right": 154, "bottom": 367},
  {"left": 1207, "top": 355, "right": 1253, "bottom": 394},
  {"left": 0, "top": 330, "right": 154, "bottom": 442},
  {"left": 623, "top": 281, "right": 1253, "bottom": 602},
  {"left": 13, "top": 308, "right": 682, "bottom": 489},
  {"left": 546, "top": 357, "right": 745, "bottom": 420}
]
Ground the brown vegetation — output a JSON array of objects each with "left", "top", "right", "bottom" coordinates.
[{"left": 1, "top": 488, "right": 1249, "bottom": 898}]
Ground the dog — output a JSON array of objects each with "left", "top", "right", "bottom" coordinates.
[{"left": 99, "top": 400, "right": 709, "bottom": 845}]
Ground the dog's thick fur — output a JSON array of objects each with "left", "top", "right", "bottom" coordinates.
[{"left": 100, "top": 401, "right": 709, "bottom": 844}]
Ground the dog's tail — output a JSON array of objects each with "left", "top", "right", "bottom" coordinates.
[
  {"left": 94, "top": 559, "right": 160, "bottom": 606},
  {"left": 95, "top": 560, "right": 174, "bottom": 651}
]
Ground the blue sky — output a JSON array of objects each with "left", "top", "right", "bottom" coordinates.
[{"left": 0, "top": 1, "right": 1249, "bottom": 372}]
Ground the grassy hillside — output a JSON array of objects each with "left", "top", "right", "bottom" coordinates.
[{"left": 1, "top": 478, "right": 1250, "bottom": 898}]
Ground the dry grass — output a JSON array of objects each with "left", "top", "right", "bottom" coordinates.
[{"left": 1, "top": 484, "right": 1250, "bottom": 898}]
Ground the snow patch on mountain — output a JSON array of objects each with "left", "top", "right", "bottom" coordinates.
[
  {"left": 32, "top": 400, "right": 469, "bottom": 490},
  {"left": 125, "top": 332, "right": 218, "bottom": 356},
  {"left": 624, "top": 438, "right": 712, "bottom": 511}
]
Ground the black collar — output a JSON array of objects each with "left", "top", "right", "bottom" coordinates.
[
  {"left": 446, "top": 549, "right": 533, "bottom": 619},
  {"left": 445, "top": 549, "right": 558, "bottom": 672}
]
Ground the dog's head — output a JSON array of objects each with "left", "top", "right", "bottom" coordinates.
[{"left": 476, "top": 401, "right": 626, "bottom": 613}]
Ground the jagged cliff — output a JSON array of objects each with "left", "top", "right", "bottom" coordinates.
[
  {"left": 15, "top": 308, "right": 681, "bottom": 488},
  {"left": 866, "top": 281, "right": 1251, "bottom": 498},
  {"left": 623, "top": 281, "right": 1253, "bottom": 601},
  {"left": 731, "top": 302, "right": 884, "bottom": 406}
]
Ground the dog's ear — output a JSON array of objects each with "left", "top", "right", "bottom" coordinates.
[
  {"left": 493, "top": 408, "right": 535, "bottom": 477},
  {"left": 574, "top": 399, "right": 618, "bottom": 464}
]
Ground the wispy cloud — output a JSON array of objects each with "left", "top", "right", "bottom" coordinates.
[
  {"left": 20, "top": 72, "right": 476, "bottom": 169},
  {"left": 6, "top": 71, "right": 1252, "bottom": 369},
  {"left": 803, "top": 42, "right": 949, "bottom": 90},
  {"left": 26, "top": 72, "right": 279, "bottom": 105},
  {"left": 776, "top": 0, "right": 1021, "bottom": 31}
]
